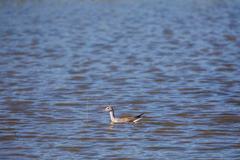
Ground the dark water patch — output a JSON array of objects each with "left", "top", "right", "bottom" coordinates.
[
  {"left": 0, "top": 153, "right": 39, "bottom": 159},
  {"left": 127, "top": 99, "right": 149, "bottom": 105},
  {"left": 232, "top": 143, "right": 240, "bottom": 149},
  {"left": 146, "top": 89, "right": 165, "bottom": 95},
  {"left": 109, "top": 147, "right": 124, "bottom": 151},
  {"left": 57, "top": 146, "right": 86, "bottom": 153},
  {"left": 0, "top": 127, "right": 16, "bottom": 131},
  {"left": 145, "top": 146, "right": 185, "bottom": 151},
  {"left": 154, "top": 77, "right": 166, "bottom": 83},
  {"left": 69, "top": 75, "right": 86, "bottom": 81},
  {"left": 175, "top": 112, "right": 193, "bottom": 118},
  {"left": 197, "top": 129, "right": 230, "bottom": 137},
  {"left": 0, "top": 146, "right": 32, "bottom": 150},
  {"left": 145, "top": 137, "right": 160, "bottom": 142},
  {"left": 48, "top": 64, "right": 65, "bottom": 69},
  {"left": 106, "top": 157, "right": 135, "bottom": 160},
  {"left": 153, "top": 127, "right": 184, "bottom": 136},
  {"left": 224, "top": 34, "right": 237, "bottom": 42},
  {"left": 163, "top": 28, "right": 174, "bottom": 39},
  {"left": 3, "top": 99, "right": 35, "bottom": 115},
  {"left": 178, "top": 87, "right": 214, "bottom": 95},
  {"left": 189, "top": 66, "right": 207, "bottom": 72},
  {"left": 54, "top": 102, "right": 81, "bottom": 107},
  {"left": 196, "top": 146, "right": 229, "bottom": 151},
  {"left": 68, "top": 69, "right": 85, "bottom": 75},
  {"left": 4, "top": 99, "right": 34, "bottom": 106},
  {"left": 160, "top": 121, "right": 185, "bottom": 127},
  {"left": 0, "top": 135, "right": 17, "bottom": 141},
  {"left": 17, "top": 134, "right": 37, "bottom": 139},
  {"left": 1, "top": 118, "right": 24, "bottom": 126},
  {"left": 14, "top": 87, "right": 34, "bottom": 92},
  {"left": 35, "top": 135, "right": 64, "bottom": 142},
  {"left": 77, "top": 137, "right": 129, "bottom": 143},
  {"left": 213, "top": 114, "right": 240, "bottom": 124},
  {"left": 226, "top": 98, "right": 240, "bottom": 106},
  {"left": 215, "top": 66, "right": 237, "bottom": 72}
]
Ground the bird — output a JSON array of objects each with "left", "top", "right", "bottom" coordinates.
[{"left": 104, "top": 105, "right": 144, "bottom": 123}]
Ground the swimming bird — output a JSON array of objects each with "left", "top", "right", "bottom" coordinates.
[{"left": 104, "top": 105, "right": 144, "bottom": 123}]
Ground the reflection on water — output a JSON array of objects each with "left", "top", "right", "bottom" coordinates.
[{"left": 0, "top": 0, "right": 240, "bottom": 159}]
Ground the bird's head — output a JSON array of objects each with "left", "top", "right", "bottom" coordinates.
[{"left": 104, "top": 105, "right": 113, "bottom": 112}]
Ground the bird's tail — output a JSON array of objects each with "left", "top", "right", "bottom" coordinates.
[{"left": 135, "top": 113, "right": 144, "bottom": 118}]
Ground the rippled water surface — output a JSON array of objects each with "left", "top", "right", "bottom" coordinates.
[{"left": 0, "top": 0, "right": 240, "bottom": 159}]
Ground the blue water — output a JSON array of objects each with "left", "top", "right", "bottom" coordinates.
[{"left": 0, "top": 0, "right": 240, "bottom": 159}]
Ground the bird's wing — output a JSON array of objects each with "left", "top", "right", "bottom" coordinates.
[
  {"left": 120, "top": 114, "right": 133, "bottom": 118},
  {"left": 118, "top": 113, "right": 144, "bottom": 122},
  {"left": 116, "top": 116, "right": 135, "bottom": 122}
]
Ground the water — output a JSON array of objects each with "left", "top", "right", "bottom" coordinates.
[{"left": 0, "top": 0, "right": 240, "bottom": 159}]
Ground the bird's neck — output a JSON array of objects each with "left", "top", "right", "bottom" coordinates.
[{"left": 109, "top": 110, "right": 115, "bottom": 122}]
